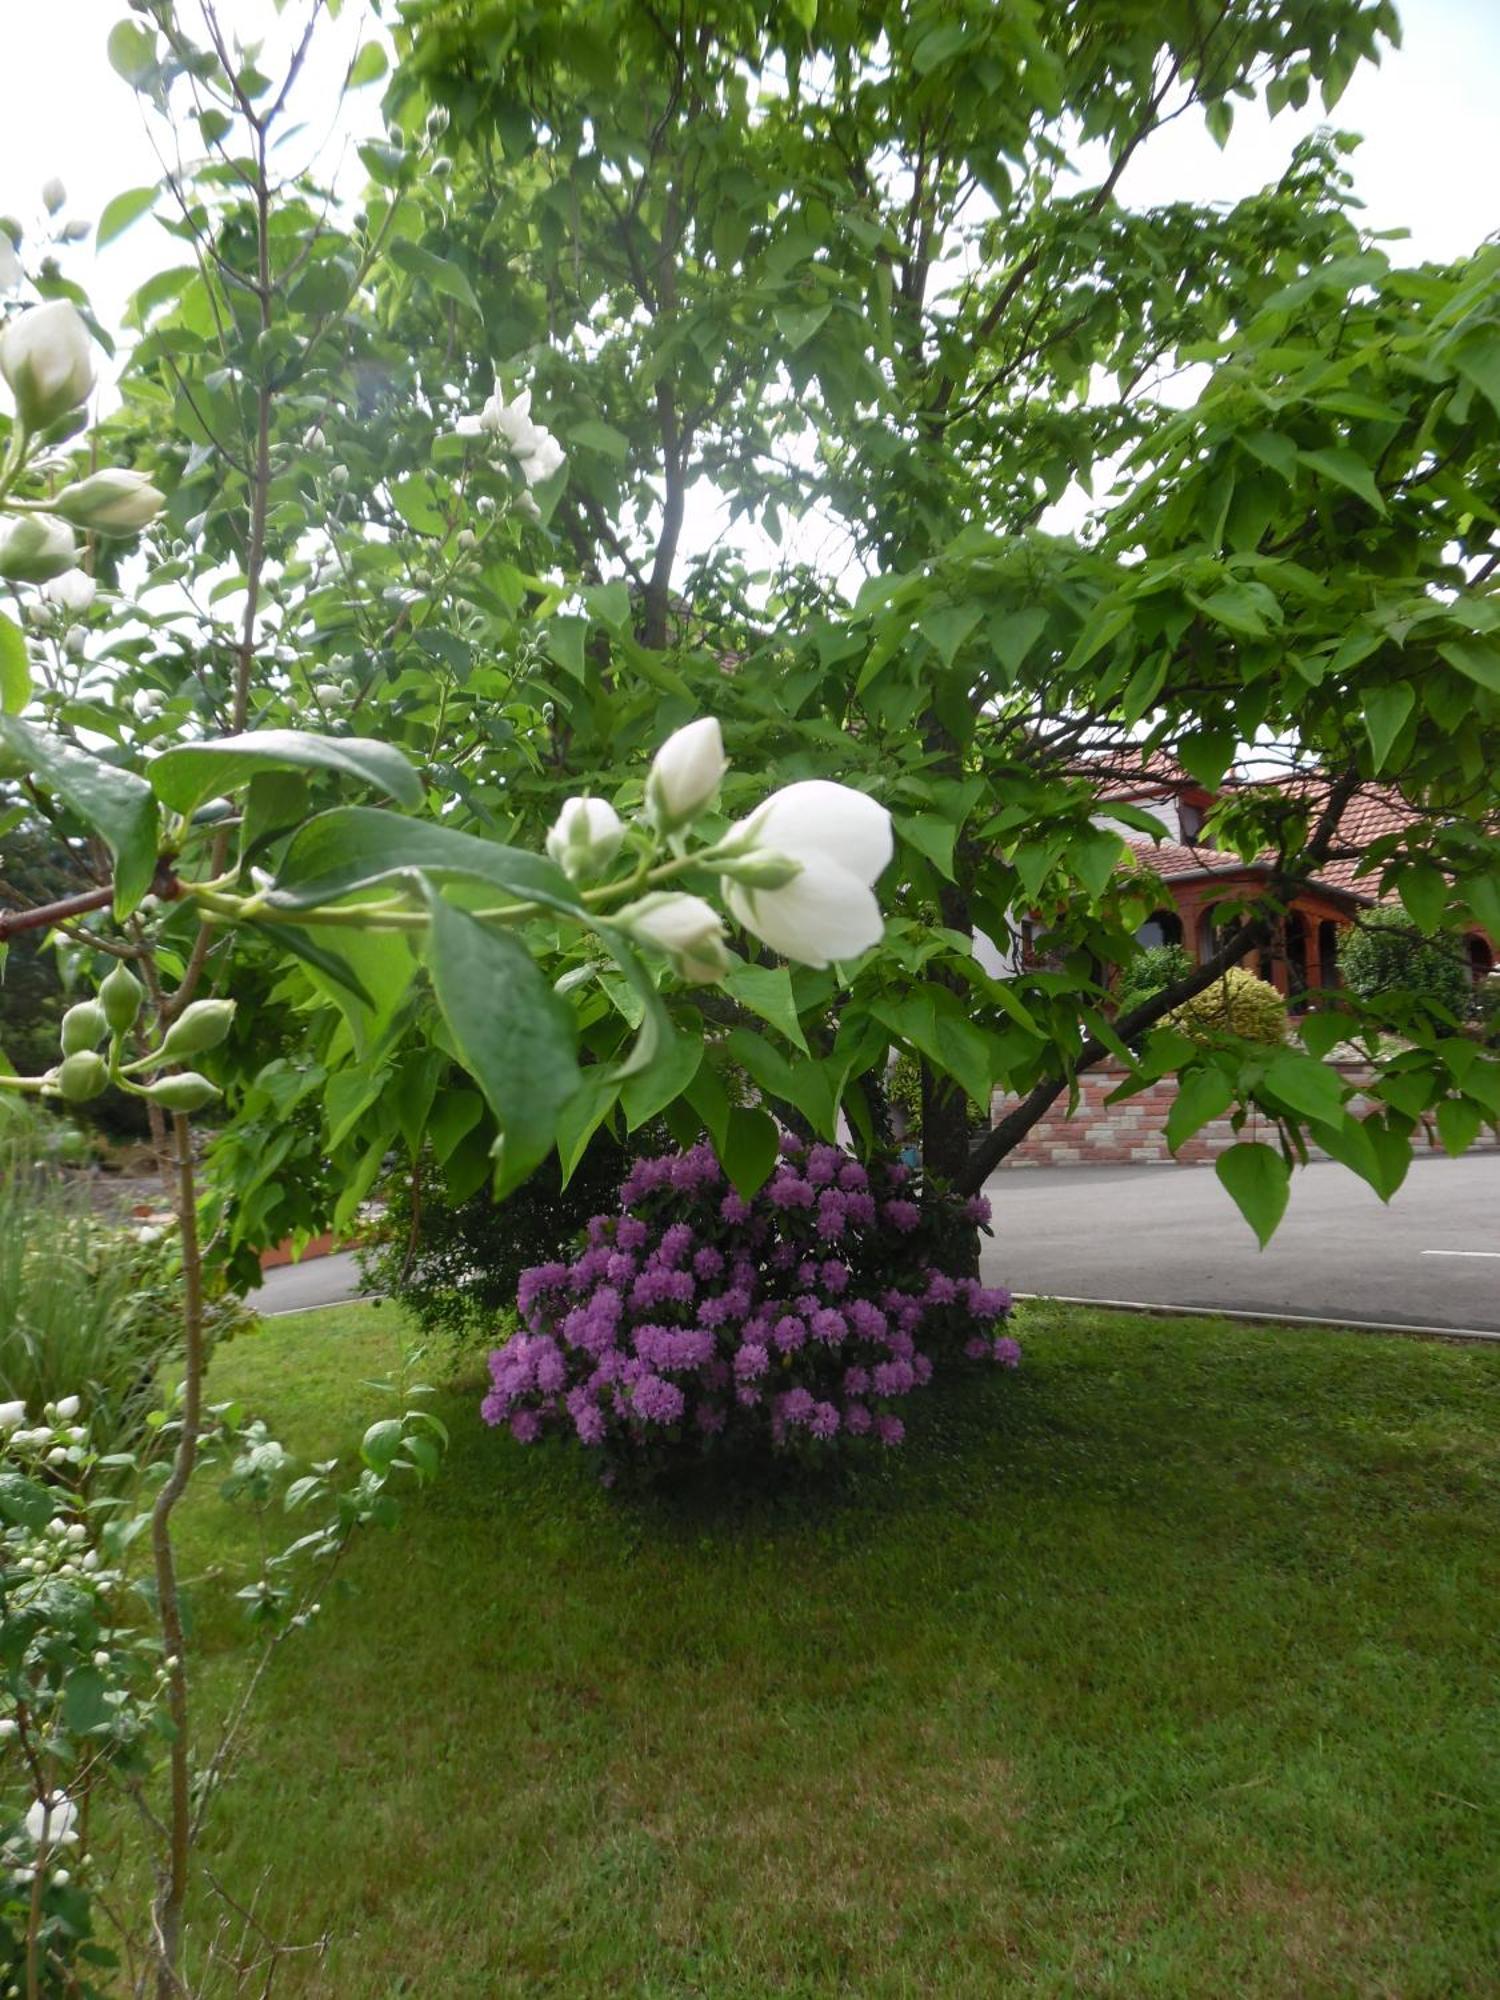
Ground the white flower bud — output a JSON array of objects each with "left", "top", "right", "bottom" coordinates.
[
  {"left": 55, "top": 1395, "right": 79, "bottom": 1420},
  {"left": 65, "top": 1521, "right": 87, "bottom": 1544},
  {"left": 0, "top": 301, "right": 95, "bottom": 430},
  {"left": 46, "top": 1447, "right": 68, "bottom": 1467},
  {"left": 53, "top": 468, "right": 164, "bottom": 535},
  {"left": 545, "top": 795, "right": 625, "bottom": 883},
  {"left": 93, "top": 1651, "right": 109, "bottom": 1668},
  {"left": 618, "top": 892, "right": 730, "bottom": 986},
  {"left": 41, "top": 178, "right": 66, "bottom": 215},
  {"left": 131, "top": 687, "right": 165, "bottom": 720},
  {"left": 0, "top": 1402, "right": 26, "bottom": 1431},
  {"left": 0, "top": 513, "right": 77, "bottom": 583},
  {"left": 644, "top": 717, "right": 728, "bottom": 834},
  {"left": 42, "top": 569, "right": 95, "bottom": 615},
  {"left": 0, "top": 1719, "right": 17, "bottom": 1740}
]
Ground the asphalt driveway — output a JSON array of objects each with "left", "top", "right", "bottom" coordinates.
[{"left": 981, "top": 1151, "right": 1500, "bottom": 1336}]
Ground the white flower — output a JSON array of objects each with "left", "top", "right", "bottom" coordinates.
[
  {"left": 0, "top": 233, "right": 19, "bottom": 294},
  {"left": 42, "top": 568, "right": 94, "bottom": 614},
  {"left": 719, "top": 779, "right": 892, "bottom": 969},
  {"left": 131, "top": 689, "right": 165, "bottom": 722},
  {"left": 0, "top": 1719, "right": 16, "bottom": 1740},
  {"left": 41, "top": 178, "right": 66, "bottom": 216},
  {"left": 55, "top": 1395, "right": 79, "bottom": 1421},
  {"left": 469, "top": 387, "right": 566, "bottom": 489},
  {"left": 54, "top": 469, "right": 164, "bottom": 535},
  {"left": 645, "top": 717, "right": 728, "bottom": 833},
  {"left": 546, "top": 795, "right": 625, "bottom": 883},
  {"left": 0, "top": 300, "right": 95, "bottom": 430},
  {"left": 24, "top": 1793, "right": 78, "bottom": 1849},
  {"left": 619, "top": 892, "right": 730, "bottom": 985},
  {"left": 0, "top": 1401, "right": 26, "bottom": 1431}
]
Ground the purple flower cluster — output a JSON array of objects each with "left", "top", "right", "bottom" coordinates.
[{"left": 484, "top": 1136, "right": 1016, "bottom": 1460}]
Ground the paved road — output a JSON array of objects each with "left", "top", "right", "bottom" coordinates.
[
  {"left": 254, "top": 1250, "right": 373, "bottom": 1316},
  {"left": 253, "top": 1153, "right": 1500, "bottom": 1336},
  {"left": 980, "top": 1152, "right": 1500, "bottom": 1335}
]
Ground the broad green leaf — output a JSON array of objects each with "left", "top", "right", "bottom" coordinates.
[
  {"left": 360, "top": 1418, "right": 404, "bottom": 1473},
  {"left": 238, "top": 768, "right": 309, "bottom": 865},
  {"left": 0, "top": 611, "right": 29, "bottom": 713},
  {"left": 585, "top": 580, "right": 632, "bottom": 631},
  {"left": 389, "top": 240, "right": 480, "bottom": 316},
  {"left": 1165, "top": 1066, "right": 1234, "bottom": 1152},
  {"left": 422, "top": 891, "right": 580, "bottom": 1196},
  {"left": 97, "top": 185, "right": 158, "bottom": 246},
  {"left": 1438, "top": 638, "right": 1500, "bottom": 694},
  {"left": 1298, "top": 446, "right": 1385, "bottom": 514},
  {"left": 107, "top": 19, "right": 157, "bottom": 87},
  {"left": 895, "top": 812, "right": 957, "bottom": 881},
  {"left": 151, "top": 731, "right": 422, "bottom": 814},
  {"left": 722, "top": 960, "right": 809, "bottom": 1052},
  {"left": 620, "top": 1007, "right": 702, "bottom": 1129},
  {"left": 1362, "top": 683, "right": 1414, "bottom": 771},
  {"left": 918, "top": 601, "right": 981, "bottom": 668},
  {"left": 555, "top": 1070, "right": 620, "bottom": 1187},
  {"left": 0, "top": 716, "right": 158, "bottom": 916},
  {"left": 1215, "top": 1141, "right": 1290, "bottom": 1248},
  {"left": 720, "top": 1105, "right": 779, "bottom": 1198},
  {"left": 1299, "top": 1009, "right": 1353, "bottom": 1060},
  {"left": 1262, "top": 1051, "right": 1346, "bottom": 1124},
  {"left": 870, "top": 993, "right": 992, "bottom": 1112},
  {"left": 776, "top": 302, "right": 830, "bottom": 350},
  {"left": 547, "top": 617, "right": 588, "bottom": 680},
  {"left": 1451, "top": 327, "right": 1500, "bottom": 422},
  {"left": 1176, "top": 729, "right": 1236, "bottom": 790},
  {"left": 1395, "top": 861, "right": 1447, "bottom": 935},
  {"left": 429, "top": 1087, "right": 483, "bottom": 1166},
  {"left": 569, "top": 419, "right": 630, "bottom": 461},
  {"left": 347, "top": 42, "right": 388, "bottom": 87},
  {"left": 1435, "top": 1096, "right": 1484, "bottom": 1158},
  {"left": 268, "top": 807, "right": 581, "bottom": 916}
]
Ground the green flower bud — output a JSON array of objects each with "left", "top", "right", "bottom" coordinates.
[
  {"left": 0, "top": 301, "right": 95, "bottom": 432},
  {"left": 156, "top": 999, "right": 235, "bottom": 1061},
  {"left": 59, "top": 1000, "right": 108, "bottom": 1055},
  {"left": 0, "top": 514, "right": 77, "bottom": 583},
  {"left": 144, "top": 1071, "right": 220, "bottom": 1113},
  {"left": 98, "top": 963, "right": 144, "bottom": 1035},
  {"left": 52, "top": 469, "right": 164, "bottom": 536},
  {"left": 716, "top": 848, "right": 803, "bottom": 891},
  {"left": 57, "top": 1052, "right": 109, "bottom": 1103}
]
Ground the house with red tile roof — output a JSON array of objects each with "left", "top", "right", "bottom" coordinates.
[{"left": 1091, "top": 759, "right": 1495, "bottom": 1004}]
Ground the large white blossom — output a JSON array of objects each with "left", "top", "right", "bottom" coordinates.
[
  {"left": 24, "top": 1793, "right": 79, "bottom": 1849},
  {"left": 719, "top": 779, "right": 892, "bottom": 969}
]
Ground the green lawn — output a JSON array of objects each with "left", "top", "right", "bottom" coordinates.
[{"left": 172, "top": 1300, "right": 1500, "bottom": 1997}]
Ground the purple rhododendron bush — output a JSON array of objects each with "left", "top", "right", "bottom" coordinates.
[{"left": 483, "top": 1135, "right": 1017, "bottom": 1462}]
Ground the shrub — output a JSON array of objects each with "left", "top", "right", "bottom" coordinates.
[
  {"left": 1167, "top": 965, "right": 1287, "bottom": 1046},
  {"left": 362, "top": 1127, "right": 653, "bottom": 1346},
  {"left": 1471, "top": 977, "right": 1500, "bottom": 1048},
  {"left": 1338, "top": 907, "right": 1472, "bottom": 1022},
  {"left": 483, "top": 1136, "right": 1017, "bottom": 1463},
  {"left": 1115, "top": 942, "right": 1194, "bottom": 1018}
]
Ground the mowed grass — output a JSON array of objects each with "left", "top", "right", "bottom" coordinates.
[{"left": 171, "top": 1299, "right": 1500, "bottom": 1997}]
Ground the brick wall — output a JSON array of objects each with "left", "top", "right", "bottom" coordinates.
[{"left": 990, "top": 1063, "right": 1499, "bottom": 1169}]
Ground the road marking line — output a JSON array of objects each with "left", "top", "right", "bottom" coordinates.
[{"left": 1420, "top": 1250, "right": 1500, "bottom": 1259}]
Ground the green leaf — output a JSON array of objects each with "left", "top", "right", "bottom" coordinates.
[
  {"left": 1362, "top": 683, "right": 1414, "bottom": 772},
  {"left": 0, "top": 611, "right": 29, "bottom": 714},
  {"left": 1204, "top": 96, "right": 1234, "bottom": 148},
  {"left": 269, "top": 807, "right": 581, "bottom": 916},
  {"left": 1214, "top": 1141, "right": 1290, "bottom": 1248},
  {"left": 619, "top": 1007, "right": 702, "bottom": 1129},
  {"left": 917, "top": 601, "right": 981, "bottom": 668},
  {"left": 1451, "top": 327, "right": 1500, "bottom": 422},
  {"left": 238, "top": 769, "right": 309, "bottom": 865},
  {"left": 97, "top": 185, "right": 158, "bottom": 247},
  {"left": 1298, "top": 446, "right": 1386, "bottom": 515},
  {"left": 569, "top": 419, "right": 630, "bottom": 461},
  {"left": 428, "top": 1087, "right": 482, "bottom": 1166},
  {"left": 1262, "top": 1052, "right": 1346, "bottom": 1124},
  {"left": 547, "top": 617, "right": 588, "bottom": 680},
  {"left": 422, "top": 891, "right": 580, "bottom": 1196},
  {"left": 1437, "top": 638, "right": 1500, "bottom": 694},
  {"left": 1299, "top": 1009, "right": 1352, "bottom": 1061},
  {"left": 1435, "top": 1096, "right": 1484, "bottom": 1158},
  {"left": 775, "top": 302, "right": 831, "bottom": 351},
  {"left": 347, "top": 42, "right": 388, "bottom": 87},
  {"left": 1165, "top": 1066, "right": 1234, "bottom": 1152},
  {"left": 106, "top": 19, "right": 157, "bottom": 88},
  {"left": 721, "top": 961, "right": 809, "bottom": 1052},
  {"left": 62, "top": 1666, "right": 110, "bottom": 1736},
  {"left": 360, "top": 1418, "right": 404, "bottom": 1473},
  {"left": 895, "top": 813, "right": 957, "bottom": 881},
  {"left": 585, "top": 580, "right": 632, "bottom": 631},
  {"left": 388, "top": 240, "right": 480, "bottom": 316},
  {"left": 1396, "top": 861, "right": 1447, "bottom": 936},
  {"left": 1072, "top": 828, "right": 1126, "bottom": 902},
  {"left": 870, "top": 992, "right": 992, "bottom": 1112},
  {"left": 150, "top": 731, "right": 422, "bottom": 814},
  {"left": 720, "top": 1105, "right": 779, "bottom": 1198},
  {"left": 1176, "top": 730, "right": 1236, "bottom": 791},
  {"left": 0, "top": 716, "right": 158, "bottom": 917}
]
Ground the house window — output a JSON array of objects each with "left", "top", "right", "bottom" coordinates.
[
  {"left": 1179, "top": 801, "right": 1205, "bottom": 841},
  {"left": 1135, "top": 909, "right": 1183, "bottom": 951}
]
